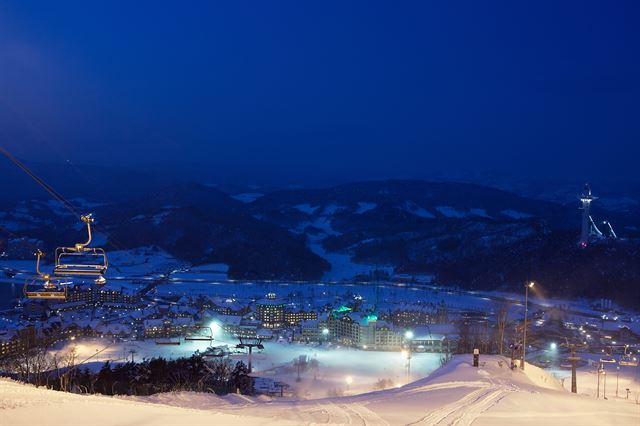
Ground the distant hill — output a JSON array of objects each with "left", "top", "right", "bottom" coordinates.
[{"left": 1, "top": 175, "right": 637, "bottom": 305}]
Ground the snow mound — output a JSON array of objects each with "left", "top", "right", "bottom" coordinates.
[{"left": 2, "top": 356, "right": 638, "bottom": 426}]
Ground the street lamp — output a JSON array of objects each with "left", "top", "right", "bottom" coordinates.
[
  {"left": 404, "top": 330, "right": 414, "bottom": 382},
  {"left": 522, "top": 281, "right": 534, "bottom": 370},
  {"left": 345, "top": 375, "right": 353, "bottom": 392},
  {"left": 322, "top": 328, "right": 329, "bottom": 344}
]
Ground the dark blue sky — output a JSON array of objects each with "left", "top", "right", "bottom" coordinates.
[{"left": 1, "top": 1, "right": 638, "bottom": 185}]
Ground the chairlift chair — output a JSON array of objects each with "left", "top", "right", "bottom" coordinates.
[
  {"left": 54, "top": 214, "right": 108, "bottom": 283},
  {"left": 600, "top": 347, "right": 617, "bottom": 363},
  {"left": 23, "top": 250, "right": 68, "bottom": 300},
  {"left": 185, "top": 326, "right": 214, "bottom": 341},
  {"left": 619, "top": 347, "right": 639, "bottom": 367},
  {"left": 155, "top": 338, "right": 181, "bottom": 345}
]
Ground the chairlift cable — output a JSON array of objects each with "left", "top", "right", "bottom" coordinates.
[{"left": 0, "top": 146, "right": 83, "bottom": 220}]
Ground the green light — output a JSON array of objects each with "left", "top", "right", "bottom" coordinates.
[{"left": 334, "top": 305, "right": 352, "bottom": 313}]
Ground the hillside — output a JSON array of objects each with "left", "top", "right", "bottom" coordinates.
[
  {"left": 2, "top": 356, "right": 637, "bottom": 425},
  {"left": 1, "top": 179, "right": 638, "bottom": 303}
]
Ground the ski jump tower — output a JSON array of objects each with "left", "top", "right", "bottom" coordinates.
[
  {"left": 579, "top": 183, "right": 616, "bottom": 247},
  {"left": 579, "top": 183, "right": 597, "bottom": 247}
]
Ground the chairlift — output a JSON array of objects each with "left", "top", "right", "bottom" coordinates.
[
  {"left": 202, "top": 345, "right": 229, "bottom": 358},
  {"left": 54, "top": 214, "right": 108, "bottom": 280},
  {"left": 23, "top": 250, "right": 68, "bottom": 299},
  {"left": 619, "top": 346, "right": 639, "bottom": 367},
  {"left": 185, "top": 326, "right": 213, "bottom": 341},
  {"left": 600, "top": 354, "right": 617, "bottom": 363},
  {"left": 155, "top": 338, "right": 181, "bottom": 345},
  {"left": 600, "top": 347, "right": 617, "bottom": 363}
]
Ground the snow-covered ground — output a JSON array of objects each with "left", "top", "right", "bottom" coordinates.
[
  {"left": 106, "top": 247, "right": 182, "bottom": 277},
  {"left": 544, "top": 351, "right": 640, "bottom": 400},
  {"left": 309, "top": 241, "right": 394, "bottom": 282},
  {"left": 231, "top": 192, "right": 264, "bottom": 203},
  {"left": 50, "top": 337, "right": 442, "bottom": 399},
  {"left": 2, "top": 355, "right": 638, "bottom": 426}
]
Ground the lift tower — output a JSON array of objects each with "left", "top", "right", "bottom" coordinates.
[{"left": 579, "top": 183, "right": 602, "bottom": 247}]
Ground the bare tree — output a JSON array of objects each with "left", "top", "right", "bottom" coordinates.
[{"left": 494, "top": 300, "right": 512, "bottom": 355}]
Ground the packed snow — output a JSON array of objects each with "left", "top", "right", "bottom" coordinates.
[{"left": 2, "top": 355, "right": 638, "bottom": 426}]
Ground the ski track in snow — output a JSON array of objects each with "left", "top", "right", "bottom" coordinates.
[
  {"left": 407, "top": 384, "right": 513, "bottom": 426},
  {"left": 3, "top": 356, "right": 639, "bottom": 426},
  {"left": 318, "top": 401, "right": 388, "bottom": 425}
]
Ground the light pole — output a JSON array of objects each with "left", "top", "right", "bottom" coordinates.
[
  {"left": 522, "top": 281, "right": 535, "bottom": 370},
  {"left": 404, "top": 330, "right": 414, "bottom": 382},
  {"left": 322, "top": 328, "right": 329, "bottom": 345}
]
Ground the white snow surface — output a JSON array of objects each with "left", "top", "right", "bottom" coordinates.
[
  {"left": 231, "top": 193, "right": 264, "bottom": 203},
  {"left": 2, "top": 355, "right": 637, "bottom": 426},
  {"left": 309, "top": 242, "right": 392, "bottom": 281},
  {"left": 355, "top": 202, "right": 377, "bottom": 214},
  {"left": 435, "top": 206, "right": 466, "bottom": 218},
  {"left": 501, "top": 209, "right": 533, "bottom": 219},
  {"left": 51, "top": 338, "right": 442, "bottom": 399},
  {"left": 402, "top": 201, "right": 436, "bottom": 218},
  {"left": 292, "top": 203, "right": 320, "bottom": 214},
  {"left": 469, "top": 208, "right": 491, "bottom": 218},
  {"left": 106, "top": 247, "right": 183, "bottom": 277}
]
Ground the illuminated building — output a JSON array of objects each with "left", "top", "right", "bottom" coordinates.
[
  {"left": 255, "top": 294, "right": 285, "bottom": 328},
  {"left": 284, "top": 309, "right": 317, "bottom": 325}
]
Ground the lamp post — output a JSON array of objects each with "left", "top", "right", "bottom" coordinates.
[
  {"left": 404, "top": 330, "right": 414, "bottom": 382},
  {"left": 522, "top": 281, "right": 535, "bottom": 370},
  {"left": 322, "top": 327, "right": 329, "bottom": 344}
]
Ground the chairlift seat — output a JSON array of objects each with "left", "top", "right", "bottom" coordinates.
[
  {"left": 185, "top": 326, "right": 213, "bottom": 341},
  {"left": 54, "top": 265, "right": 107, "bottom": 276},
  {"left": 54, "top": 248, "right": 108, "bottom": 277},
  {"left": 24, "top": 281, "right": 68, "bottom": 300},
  {"left": 53, "top": 216, "right": 108, "bottom": 278},
  {"left": 619, "top": 356, "right": 638, "bottom": 367},
  {"left": 24, "top": 290, "right": 67, "bottom": 299}
]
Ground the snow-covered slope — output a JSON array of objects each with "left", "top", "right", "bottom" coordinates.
[{"left": 2, "top": 356, "right": 637, "bottom": 426}]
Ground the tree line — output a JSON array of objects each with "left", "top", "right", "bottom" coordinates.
[{"left": 0, "top": 346, "right": 253, "bottom": 396}]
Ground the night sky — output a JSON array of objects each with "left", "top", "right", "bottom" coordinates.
[{"left": 1, "top": 1, "right": 638, "bottom": 185}]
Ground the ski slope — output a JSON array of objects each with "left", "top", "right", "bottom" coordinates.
[{"left": 2, "top": 355, "right": 638, "bottom": 426}]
